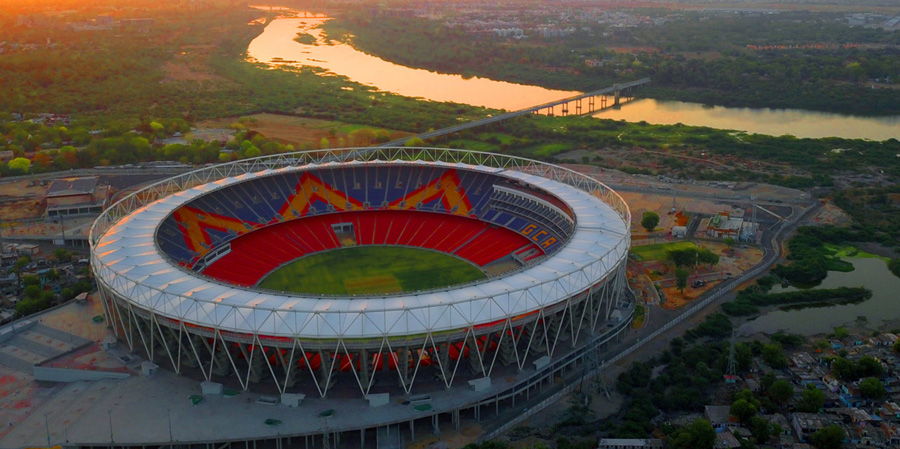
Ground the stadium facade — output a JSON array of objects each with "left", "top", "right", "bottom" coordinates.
[{"left": 90, "top": 148, "right": 632, "bottom": 401}]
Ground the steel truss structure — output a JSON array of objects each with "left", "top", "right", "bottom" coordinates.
[{"left": 90, "top": 148, "right": 631, "bottom": 398}]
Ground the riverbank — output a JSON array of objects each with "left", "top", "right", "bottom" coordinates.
[{"left": 322, "top": 11, "right": 900, "bottom": 119}]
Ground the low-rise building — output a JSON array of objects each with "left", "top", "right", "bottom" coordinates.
[
  {"left": 791, "top": 413, "right": 832, "bottom": 442},
  {"left": 705, "top": 405, "right": 735, "bottom": 431},
  {"left": 44, "top": 176, "right": 109, "bottom": 217},
  {"left": 596, "top": 438, "right": 664, "bottom": 449}
]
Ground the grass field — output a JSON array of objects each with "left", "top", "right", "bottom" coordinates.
[
  {"left": 258, "top": 246, "right": 486, "bottom": 295},
  {"left": 631, "top": 241, "right": 697, "bottom": 262}
]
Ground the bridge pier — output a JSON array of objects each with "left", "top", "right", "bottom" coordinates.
[
  {"left": 561, "top": 102, "right": 569, "bottom": 116},
  {"left": 588, "top": 97, "right": 594, "bottom": 112},
  {"left": 575, "top": 99, "right": 582, "bottom": 115},
  {"left": 614, "top": 89, "right": 620, "bottom": 106}
]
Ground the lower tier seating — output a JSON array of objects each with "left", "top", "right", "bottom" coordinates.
[{"left": 201, "top": 210, "right": 544, "bottom": 286}]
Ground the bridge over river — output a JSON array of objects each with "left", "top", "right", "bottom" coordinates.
[{"left": 381, "top": 77, "right": 651, "bottom": 147}]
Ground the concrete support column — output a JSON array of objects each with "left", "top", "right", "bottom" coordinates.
[
  {"left": 438, "top": 343, "right": 450, "bottom": 384},
  {"left": 399, "top": 347, "right": 410, "bottom": 387},
  {"left": 319, "top": 350, "right": 331, "bottom": 393},
  {"left": 358, "top": 349, "right": 370, "bottom": 390}
]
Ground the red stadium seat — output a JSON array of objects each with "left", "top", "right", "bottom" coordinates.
[{"left": 202, "top": 210, "right": 544, "bottom": 285}]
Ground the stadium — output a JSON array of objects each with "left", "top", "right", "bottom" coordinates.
[{"left": 90, "top": 147, "right": 632, "bottom": 404}]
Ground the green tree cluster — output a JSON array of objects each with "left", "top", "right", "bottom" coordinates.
[
  {"left": 798, "top": 384, "right": 825, "bottom": 413},
  {"left": 641, "top": 211, "right": 659, "bottom": 232}
]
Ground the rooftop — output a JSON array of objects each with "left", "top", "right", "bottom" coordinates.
[{"left": 46, "top": 176, "right": 98, "bottom": 197}]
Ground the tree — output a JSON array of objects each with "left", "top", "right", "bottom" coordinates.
[
  {"left": 33, "top": 152, "right": 52, "bottom": 168},
  {"left": 53, "top": 248, "right": 71, "bottom": 262},
  {"left": 23, "top": 285, "right": 42, "bottom": 299},
  {"left": 833, "top": 327, "right": 850, "bottom": 339},
  {"left": 319, "top": 137, "right": 330, "bottom": 149},
  {"left": 7, "top": 157, "right": 31, "bottom": 172},
  {"left": 404, "top": 137, "right": 426, "bottom": 147},
  {"left": 734, "top": 389, "right": 761, "bottom": 409},
  {"left": 675, "top": 267, "right": 689, "bottom": 294},
  {"left": 811, "top": 424, "right": 845, "bottom": 449},
  {"left": 12, "top": 255, "right": 31, "bottom": 289},
  {"left": 893, "top": 339, "right": 900, "bottom": 354},
  {"left": 697, "top": 248, "right": 720, "bottom": 266},
  {"left": 859, "top": 377, "right": 886, "bottom": 400},
  {"left": 748, "top": 416, "right": 772, "bottom": 444},
  {"left": 730, "top": 399, "right": 757, "bottom": 423},
  {"left": 374, "top": 129, "right": 391, "bottom": 143},
  {"left": 22, "top": 275, "right": 40, "bottom": 287},
  {"left": 724, "top": 237, "right": 736, "bottom": 248},
  {"left": 669, "top": 419, "right": 716, "bottom": 449},
  {"left": 762, "top": 343, "right": 789, "bottom": 369},
  {"left": 349, "top": 128, "right": 376, "bottom": 146},
  {"left": 244, "top": 145, "right": 261, "bottom": 158},
  {"left": 857, "top": 356, "right": 884, "bottom": 378},
  {"left": 768, "top": 379, "right": 794, "bottom": 405},
  {"left": 798, "top": 384, "right": 825, "bottom": 412},
  {"left": 641, "top": 211, "right": 659, "bottom": 232},
  {"left": 667, "top": 248, "right": 699, "bottom": 267},
  {"left": 831, "top": 357, "right": 856, "bottom": 380},
  {"left": 760, "top": 372, "right": 777, "bottom": 391}
]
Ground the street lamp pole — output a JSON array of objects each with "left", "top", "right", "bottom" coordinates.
[
  {"left": 108, "top": 410, "right": 113, "bottom": 443},
  {"left": 44, "top": 413, "right": 50, "bottom": 445}
]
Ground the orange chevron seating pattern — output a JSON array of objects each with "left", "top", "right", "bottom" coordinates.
[{"left": 172, "top": 170, "right": 477, "bottom": 267}]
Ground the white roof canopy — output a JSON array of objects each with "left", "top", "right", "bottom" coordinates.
[{"left": 93, "top": 160, "right": 629, "bottom": 339}]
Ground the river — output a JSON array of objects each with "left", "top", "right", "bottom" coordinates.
[
  {"left": 738, "top": 258, "right": 900, "bottom": 336},
  {"left": 246, "top": 13, "right": 900, "bottom": 140},
  {"left": 246, "top": 17, "right": 580, "bottom": 110},
  {"left": 592, "top": 99, "right": 900, "bottom": 141}
]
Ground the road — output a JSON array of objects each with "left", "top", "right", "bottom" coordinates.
[{"left": 479, "top": 199, "right": 822, "bottom": 441}]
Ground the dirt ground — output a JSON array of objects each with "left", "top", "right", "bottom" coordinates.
[
  {"left": 655, "top": 244, "right": 763, "bottom": 310},
  {"left": 0, "top": 180, "right": 46, "bottom": 221},
  {"left": 198, "top": 113, "right": 411, "bottom": 147},
  {"left": 811, "top": 199, "right": 852, "bottom": 226},
  {"left": 406, "top": 422, "right": 483, "bottom": 449}
]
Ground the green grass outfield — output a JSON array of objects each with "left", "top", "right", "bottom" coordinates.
[
  {"left": 631, "top": 241, "right": 697, "bottom": 262},
  {"left": 258, "top": 246, "right": 486, "bottom": 295}
]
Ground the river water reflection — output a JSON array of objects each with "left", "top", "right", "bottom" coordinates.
[
  {"left": 247, "top": 16, "right": 580, "bottom": 110},
  {"left": 738, "top": 258, "right": 900, "bottom": 336},
  {"left": 247, "top": 13, "right": 900, "bottom": 140},
  {"left": 593, "top": 99, "right": 900, "bottom": 140}
]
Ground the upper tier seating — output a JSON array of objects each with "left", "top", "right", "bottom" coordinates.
[{"left": 156, "top": 166, "right": 572, "bottom": 268}]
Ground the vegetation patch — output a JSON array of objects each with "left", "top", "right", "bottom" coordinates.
[
  {"left": 631, "top": 241, "right": 696, "bottom": 262},
  {"left": 632, "top": 304, "right": 646, "bottom": 328},
  {"left": 723, "top": 275, "right": 872, "bottom": 316}
]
